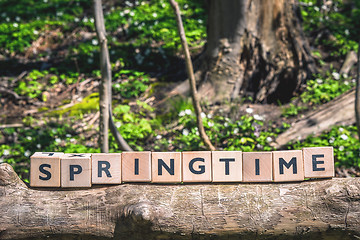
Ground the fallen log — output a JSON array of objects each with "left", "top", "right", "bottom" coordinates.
[
  {"left": 273, "top": 89, "right": 356, "bottom": 149},
  {"left": 0, "top": 163, "right": 360, "bottom": 240}
]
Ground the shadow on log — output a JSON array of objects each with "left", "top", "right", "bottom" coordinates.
[{"left": 1, "top": 163, "right": 360, "bottom": 240}]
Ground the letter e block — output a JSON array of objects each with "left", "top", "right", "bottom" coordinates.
[
  {"left": 30, "top": 152, "right": 63, "bottom": 187},
  {"left": 273, "top": 150, "right": 304, "bottom": 182},
  {"left": 212, "top": 151, "right": 242, "bottom": 182},
  {"left": 122, "top": 152, "right": 151, "bottom": 182},
  {"left": 243, "top": 152, "right": 272, "bottom": 182},
  {"left": 152, "top": 152, "right": 181, "bottom": 183},
  {"left": 303, "top": 147, "right": 334, "bottom": 178},
  {"left": 61, "top": 153, "right": 91, "bottom": 188},
  {"left": 182, "top": 151, "right": 211, "bottom": 182},
  {"left": 92, "top": 153, "right": 122, "bottom": 184}
]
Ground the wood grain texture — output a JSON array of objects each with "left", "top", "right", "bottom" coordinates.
[
  {"left": 182, "top": 151, "right": 212, "bottom": 182},
  {"left": 61, "top": 153, "right": 92, "bottom": 188},
  {"left": 122, "top": 152, "right": 151, "bottom": 182},
  {"left": 273, "top": 150, "right": 304, "bottom": 182},
  {"left": 1, "top": 163, "right": 360, "bottom": 240},
  {"left": 30, "top": 152, "right": 63, "bottom": 187},
  {"left": 151, "top": 152, "right": 182, "bottom": 183},
  {"left": 243, "top": 152, "right": 272, "bottom": 182},
  {"left": 212, "top": 151, "right": 242, "bottom": 182}
]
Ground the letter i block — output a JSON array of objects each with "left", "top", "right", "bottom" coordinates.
[
  {"left": 122, "top": 152, "right": 151, "bottom": 182},
  {"left": 182, "top": 151, "right": 212, "bottom": 182},
  {"left": 212, "top": 151, "right": 242, "bottom": 182},
  {"left": 303, "top": 147, "right": 334, "bottom": 178},
  {"left": 152, "top": 152, "right": 182, "bottom": 183},
  {"left": 30, "top": 152, "right": 63, "bottom": 187},
  {"left": 243, "top": 152, "right": 272, "bottom": 182},
  {"left": 61, "top": 153, "right": 91, "bottom": 188},
  {"left": 92, "top": 153, "right": 122, "bottom": 184},
  {"left": 273, "top": 150, "right": 304, "bottom": 182}
]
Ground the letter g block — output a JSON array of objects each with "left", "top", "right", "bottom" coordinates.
[
  {"left": 182, "top": 151, "right": 212, "bottom": 182},
  {"left": 30, "top": 152, "right": 64, "bottom": 187}
]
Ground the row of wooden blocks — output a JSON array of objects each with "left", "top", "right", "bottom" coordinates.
[{"left": 30, "top": 147, "right": 334, "bottom": 187}]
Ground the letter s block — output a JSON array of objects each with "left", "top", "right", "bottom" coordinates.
[
  {"left": 303, "top": 147, "right": 334, "bottom": 178},
  {"left": 61, "top": 153, "right": 91, "bottom": 188},
  {"left": 30, "top": 152, "right": 63, "bottom": 187},
  {"left": 92, "top": 153, "right": 122, "bottom": 184},
  {"left": 273, "top": 150, "right": 304, "bottom": 182},
  {"left": 182, "top": 151, "right": 211, "bottom": 182}
]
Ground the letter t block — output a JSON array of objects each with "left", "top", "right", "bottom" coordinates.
[
  {"left": 30, "top": 152, "right": 63, "bottom": 187},
  {"left": 61, "top": 153, "right": 91, "bottom": 188}
]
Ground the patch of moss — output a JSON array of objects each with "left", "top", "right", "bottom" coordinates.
[{"left": 47, "top": 93, "right": 99, "bottom": 117}]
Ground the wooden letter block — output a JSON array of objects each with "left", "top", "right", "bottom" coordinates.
[
  {"left": 273, "top": 150, "right": 304, "bottom": 182},
  {"left": 122, "top": 152, "right": 151, "bottom": 182},
  {"left": 61, "top": 153, "right": 91, "bottom": 188},
  {"left": 92, "top": 153, "right": 122, "bottom": 184},
  {"left": 212, "top": 151, "right": 242, "bottom": 182},
  {"left": 30, "top": 152, "right": 63, "bottom": 187},
  {"left": 243, "top": 152, "right": 272, "bottom": 182},
  {"left": 182, "top": 151, "right": 211, "bottom": 182},
  {"left": 152, "top": 152, "right": 182, "bottom": 183},
  {"left": 303, "top": 147, "right": 334, "bottom": 178}
]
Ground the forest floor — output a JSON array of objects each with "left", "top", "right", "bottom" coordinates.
[{"left": 0, "top": 0, "right": 359, "bottom": 181}]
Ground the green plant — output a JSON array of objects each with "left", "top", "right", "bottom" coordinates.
[
  {"left": 113, "top": 70, "right": 150, "bottom": 98},
  {"left": 282, "top": 103, "right": 308, "bottom": 117}
]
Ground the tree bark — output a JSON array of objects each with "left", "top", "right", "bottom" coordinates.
[
  {"left": 1, "top": 163, "right": 360, "bottom": 240},
  {"left": 200, "top": 0, "right": 315, "bottom": 104},
  {"left": 355, "top": 40, "right": 360, "bottom": 140},
  {"left": 169, "top": 0, "right": 215, "bottom": 151}
]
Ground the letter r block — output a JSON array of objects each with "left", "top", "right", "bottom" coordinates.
[
  {"left": 273, "top": 150, "right": 304, "bottom": 182},
  {"left": 122, "top": 152, "right": 151, "bottom": 182},
  {"left": 152, "top": 152, "right": 182, "bottom": 183},
  {"left": 30, "top": 152, "right": 63, "bottom": 187},
  {"left": 61, "top": 153, "right": 91, "bottom": 188},
  {"left": 303, "top": 147, "right": 334, "bottom": 178},
  {"left": 92, "top": 153, "right": 122, "bottom": 184},
  {"left": 212, "top": 151, "right": 242, "bottom": 182},
  {"left": 182, "top": 151, "right": 211, "bottom": 182}
]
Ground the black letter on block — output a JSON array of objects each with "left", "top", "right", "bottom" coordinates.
[
  {"left": 39, "top": 164, "right": 51, "bottom": 180},
  {"left": 158, "top": 159, "right": 174, "bottom": 176},
  {"left": 219, "top": 158, "right": 235, "bottom": 175},
  {"left": 279, "top": 157, "right": 297, "bottom": 174},
  {"left": 98, "top": 161, "right": 112, "bottom": 177},
  {"left": 255, "top": 159, "right": 260, "bottom": 175},
  {"left": 312, "top": 154, "right": 325, "bottom": 171},
  {"left": 70, "top": 165, "right": 82, "bottom": 181},
  {"left": 134, "top": 158, "right": 139, "bottom": 175},
  {"left": 189, "top": 158, "right": 205, "bottom": 174},
  {"left": 42, "top": 152, "right": 54, "bottom": 156}
]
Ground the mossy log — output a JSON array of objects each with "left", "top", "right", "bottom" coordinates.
[{"left": 1, "top": 163, "right": 360, "bottom": 240}]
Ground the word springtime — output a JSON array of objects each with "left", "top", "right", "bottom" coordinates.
[{"left": 30, "top": 147, "right": 334, "bottom": 188}]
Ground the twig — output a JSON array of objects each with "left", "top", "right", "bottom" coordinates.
[
  {"left": 355, "top": 40, "right": 360, "bottom": 140},
  {"left": 94, "top": 0, "right": 132, "bottom": 152},
  {"left": 0, "top": 123, "right": 23, "bottom": 129},
  {"left": 169, "top": 0, "right": 215, "bottom": 151}
]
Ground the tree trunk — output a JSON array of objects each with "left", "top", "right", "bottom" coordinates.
[
  {"left": 200, "top": 0, "right": 315, "bottom": 104},
  {"left": 1, "top": 163, "right": 360, "bottom": 240}
]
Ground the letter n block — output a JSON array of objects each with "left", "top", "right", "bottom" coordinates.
[
  {"left": 152, "top": 152, "right": 182, "bottom": 183},
  {"left": 212, "top": 151, "right": 242, "bottom": 182},
  {"left": 92, "top": 153, "right": 122, "bottom": 184},
  {"left": 30, "top": 152, "right": 63, "bottom": 187},
  {"left": 303, "top": 147, "right": 334, "bottom": 178},
  {"left": 182, "top": 151, "right": 211, "bottom": 182},
  {"left": 243, "top": 152, "right": 272, "bottom": 182},
  {"left": 273, "top": 150, "right": 304, "bottom": 182},
  {"left": 122, "top": 152, "right": 151, "bottom": 182},
  {"left": 61, "top": 153, "right": 91, "bottom": 188}
]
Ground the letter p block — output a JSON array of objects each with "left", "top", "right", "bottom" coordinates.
[
  {"left": 61, "top": 153, "right": 91, "bottom": 188},
  {"left": 30, "top": 152, "right": 64, "bottom": 187}
]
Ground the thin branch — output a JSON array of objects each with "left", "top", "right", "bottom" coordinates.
[
  {"left": 355, "top": 40, "right": 360, "bottom": 140},
  {"left": 169, "top": 0, "right": 215, "bottom": 151},
  {"left": 93, "top": 0, "right": 133, "bottom": 152}
]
